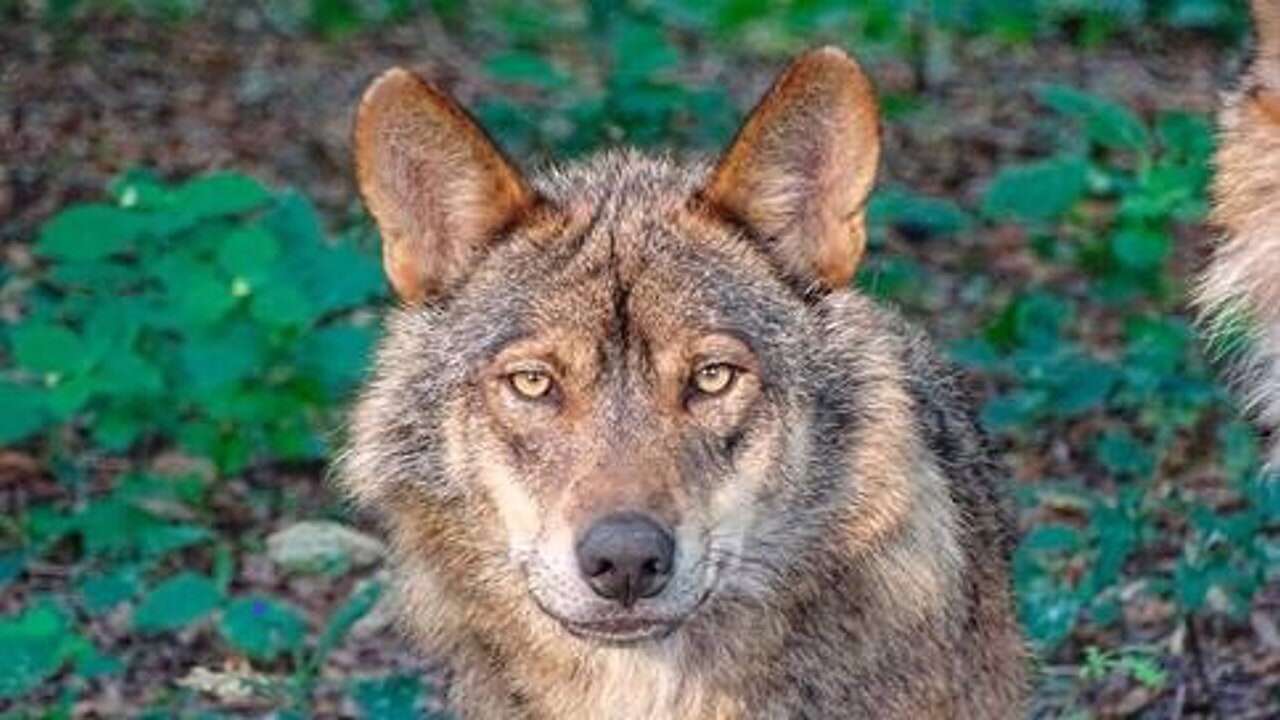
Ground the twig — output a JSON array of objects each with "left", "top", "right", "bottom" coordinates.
[
  {"left": 1185, "top": 615, "right": 1221, "bottom": 718},
  {"left": 1171, "top": 674, "right": 1187, "bottom": 720}
]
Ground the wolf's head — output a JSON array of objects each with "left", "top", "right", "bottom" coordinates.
[{"left": 342, "top": 48, "right": 906, "bottom": 647}]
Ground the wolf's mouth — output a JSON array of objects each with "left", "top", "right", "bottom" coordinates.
[
  {"left": 527, "top": 591, "right": 687, "bottom": 645},
  {"left": 561, "top": 616, "right": 679, "bottom": 644}
]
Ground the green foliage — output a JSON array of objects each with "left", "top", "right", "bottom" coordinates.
[
  {"left": 0, "top": 600, "right": 110, "bottom": 699},
  {"left": 964, "top": 84, "right": 1279, "bottom": 703},
  {"left": 133, "top": 571, "right": 223, "bottom": 633},
  {"left": 983, "top": 155, "right": 1089, "bottom": 226},
  {"left": 870, "top": 187, "right": 973, "bottom": 239},
  {"left": 6, "top": 169, "right": 382, "bottom": 472},
  {"left": 219, "top": 595, "right": 309, "bottom": 661},
  {"left": 0, "top": 168, "right": 388, "bottom": 712},
  {"left": 1080, "top": 646, "right": 1168, "bottom": 689},
  {"left": 351, "top": 674, "right": 434, "bottom": 719}
]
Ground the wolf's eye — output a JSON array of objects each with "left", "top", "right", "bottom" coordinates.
[
  {"left": 509, "top": 370, "right": 553, "bottom": 399},
  {"left": 691, "top": 363, "right": 736, "bottom": 396}
]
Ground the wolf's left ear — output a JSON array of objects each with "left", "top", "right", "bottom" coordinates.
[
  {"left": 700, "top": 46, "right": 880, "bottom": 290},
  {"left": 354, "top": 68, "right": 537, "bottom": 304}
]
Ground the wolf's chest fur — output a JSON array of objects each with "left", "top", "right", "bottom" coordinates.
[{"left": 525, "top": 649, "right": 737, "bottom": 720}]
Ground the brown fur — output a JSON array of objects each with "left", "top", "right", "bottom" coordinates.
[
  {"left": 341, "top": 47, "right": 1029, "bottom": 718},
  {"left": 1197, "top": 0, "right": 1280, "bottom": 467}
]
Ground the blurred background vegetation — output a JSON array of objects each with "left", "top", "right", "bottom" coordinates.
[{"left": 1, "top": 0, "right": 1278, "bottom": 717}]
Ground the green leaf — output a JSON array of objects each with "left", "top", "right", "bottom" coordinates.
[
  {"left": 869, "top": 188, "right": 971, "bottom": 237},
  {"left": 71, "top": 494, "right": 211, "bottom": 559},
  {"left": 172, "top": 173, "right": 270, "bottom": 220},
  {"left": 73, "top": 644, "right": 123, "bottom": 679},
  {"left": 1112, "top": 228, "right": 1170, "bottom": 270},
  {"left": 217, "top": 225, "right": 280, "bottom": 280},
  {"left": 133, "top": 572, "right": 222, "bottom": 634},
  {"left": 11, "top": 322, "right": 88, "bottom": 375},
  {"left": 263, "top": 190, "right": 325, "bottom": 253},
  {"left": 218, "top": 595, "right": 308, "bottom": 661},
  {"left": 78, "top": 567, "right": 141, "bottom": 615},
  {"left": 96, "top": 350, "right": 165, "bottom": 398},
  {"left": 181, "top": 325, "right": 267, "bottom": 391},
  {"left": 250, "top": 283, "right": 314, "bottom": 328},
  {"left": 982, "top": 155, "right": 1088, "bottom": 223},
  {"left": 1051, "top": 357, "right": 1118, "bottom": 416},
  {"left": 0, "top": 550, "right": 25, "bottom": 592},
  {"left": 46, "top": 373, "right": 95, "bottom": 419},
  {"left": 174, "top": 267, "right": 238, "bottom": 327},
  {"left": 1039, "top": 84, "right": 1150, "bottom": 151},
  {"left": 351, "top": 674, "right": 425, "bottom": 719},
  {"left": 37, "top": 204, "right": 148, "bottom": 261},
  {"left": 297, "top": 242, "right": 385, "bottom": 314},
  {"left": 300, "top": 326, "right": 376, "bottom": 395},
  {"left": 611, "top": 17, "right": 679, "bottom": 80},
  {"left": 948, "top": 338, "right": 1001, "bottom": 371},
  {"left": 91, "top": 405, "right": 145, "bottom": 452},
  {"left": 1157, "top": 111, "right": 1213, "bottom": 161},
  {"left": 485, "top": 51, "right": 569, "bottom": 89},
  {"left": 1095, "top": 429, "right": 1154, "bottom": 479},
  {"left": 0, "top": 382, "right": 51, "bottom": 444},
  {"left": 1017, "top": 581, "right": 1082, "bottom": 650},
  {"left": 1020, "top": 524, "right": 1083, "bottom": 554},
  {"left": 981, "top": 390, "right": 1048, "bottom": 432},
  {"left": 0, "top": 600, "right": 79, "bottom": 699}
]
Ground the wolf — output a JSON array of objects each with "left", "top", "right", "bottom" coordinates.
[
  {"left": 339, "top": 46, "right": 1029, "bottom": 718},
  {"left": 1197, "top": 0, "right": 1280, "bottom": 469}
]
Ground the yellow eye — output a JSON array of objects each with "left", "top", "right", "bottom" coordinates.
[
  {"left": 692, "top": 364, "right": 735, "bottom": 396},
  {"left": 509, "top": 370, "right": 553, "bottom": 399}
]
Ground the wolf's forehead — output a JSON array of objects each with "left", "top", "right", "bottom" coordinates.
[
  {"left": 492, "top": 150, "right": 800, "bottom": 346},
  {"left": 533, "top": 149, "right": 708, "bottom": 210}
]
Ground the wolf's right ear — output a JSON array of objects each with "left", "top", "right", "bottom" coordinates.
[
  {"left": 354, "top": 68, "right": 537, "bottom": 304},
  {"left": 700, "top": 46, "right": 880, "bottom": 291}
]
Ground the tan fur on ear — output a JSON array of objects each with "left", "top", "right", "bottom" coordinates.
[
  {"left": 1254, "top": 0, "right": 1280, "bottom": 57},
  {"left": 1251, "top": 0, "right": 1280, "bottom": 123},
  {"left": 354, "top": 68, "right": 536, "bottom": 303},
  {"left": 702, "top": 46, "right": 881, "bottom": 290}
]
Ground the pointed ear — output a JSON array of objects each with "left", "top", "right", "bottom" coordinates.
[
  {"left": 701, "top": 46, "right": 880, "bottom": 290},
  {"left": 354, "top": 68, "right": 537, "bottom": 303}
]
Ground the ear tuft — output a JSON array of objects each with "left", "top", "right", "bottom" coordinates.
[
  {"left": 354, "top": 67, "right": 536, "bottom": 304},
  {"left": 702, "top": 46, "right": 880, "bottom": 290}
]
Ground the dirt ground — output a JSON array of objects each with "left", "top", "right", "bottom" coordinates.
[{"left": 3, "top": 4, "right": 1277, "bottom": 718}]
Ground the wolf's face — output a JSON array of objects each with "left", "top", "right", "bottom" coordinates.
[
  {"left": 346, "top": 48, "right": 883, "bottom": 646},
  {"left": 421, "top": 159, "right": 825, "bottom": 643}
]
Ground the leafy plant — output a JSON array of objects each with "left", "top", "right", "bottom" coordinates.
[
  {"left": 967, "top": 85, "right": 1280, "bottom": 713},
  {"left": 133, "top": 571, "right": 222, "bottom": 634},
  {"left": 4, "top": 169, "right": 382, "bottom": 473},
  {"left": 0, "top": 600, "right": 116, "bottom": 699},
  {"left": 218, "top": 595, "right": 309, "bottom": 662},
  {"left": 1080, "top": 645, "right": 1169, "bottom": 690},
  {"left": 0, "top": 168, "right": 390, "bottom": 713}
]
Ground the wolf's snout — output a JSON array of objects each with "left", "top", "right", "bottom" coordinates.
[{"left": 575, "top": 512, "right": 675, "bottom": 607}]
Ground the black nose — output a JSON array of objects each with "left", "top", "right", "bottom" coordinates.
[{"left": 575, "top": 512, "right": 675, "bottom": 607}]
